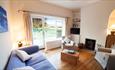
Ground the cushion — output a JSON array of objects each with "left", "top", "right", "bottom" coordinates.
[
  {"left": 26, "top": 51, "right": 46, "bottom": 66},
  {"left": 98, "top": 48, "right": 111, "bottom": 53},
  {"left": 111, "top": 49, "right": 115, "bottom": 54},
  {"left": 95, "top": 52, "right": 109, "bottom": 69},
  {"left": 111, "top": 44, "right": 115, "bottom": 49},
  {"left": 14, "top": 66, "right": 35, "bottom": 70},
  {"left": 6, "top": 51, "right": 26, "bottom": 70},
  {"left": 31, "top": 60, "right": 56, "bottom": 70},
  {"left": 15, "top": 50, "right": 31, "bottom": 62},
  {"left": 20, "top": 45, "right": 39, "bottom": 54}
]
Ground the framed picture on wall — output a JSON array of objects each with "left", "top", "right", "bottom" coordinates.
[
  {"left": 73, "top": 23, "right": 78, "bottom": 28},
  {"left": 0, "top": 6, "right": 8, "bottom": 33}
]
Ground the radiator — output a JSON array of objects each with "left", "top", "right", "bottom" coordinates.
[{"left": 46, "top": 39, "right": 61, "bottom": 50}]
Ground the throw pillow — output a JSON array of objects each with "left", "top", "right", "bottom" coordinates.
[
  {"left": 111, "top": 44, "right": 115, "bottom": 49},
  {"left": 15, "top": 50, "right": 31, "bottom": 62},
  {"left": 14, "top": 66, "right": 35, "bottom": 70}
]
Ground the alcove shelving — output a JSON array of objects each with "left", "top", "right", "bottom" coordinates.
[{"left": 70, "top": 11, "right": 81, "bottom": 45}]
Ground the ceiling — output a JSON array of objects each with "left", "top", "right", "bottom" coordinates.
[{"left": 40, "top": 0, "right": 102, "bottom": 10}]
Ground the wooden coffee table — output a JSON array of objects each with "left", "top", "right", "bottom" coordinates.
[{"left": 61, "top": 49, "right": 79, "bottom": 65}]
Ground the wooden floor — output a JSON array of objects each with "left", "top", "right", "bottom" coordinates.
[{"left": 41, "top": 48, "right": 103, "bottom": 70}]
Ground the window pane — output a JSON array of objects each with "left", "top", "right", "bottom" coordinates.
[
  {"left": 45, "top": 28, "right": 57, "bottom": 41},
  {"left": 56, "top": 20, "right": 63, "bottom": 28},
  {"left": 32, "top": 18, "right": 44, "bottom": 47},
  {"left": 45, "top": 18, "right": 64, "bottom": 41},
  {"left": 46, "top": 19, "right": 56, "bottom": 27},
  {"left": 57, "top": 29, "right": 62, "bottom": 38}
]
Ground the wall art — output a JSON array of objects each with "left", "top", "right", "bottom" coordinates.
[{"left": 0, "top": 6, "right": 8, "bottom": 33}]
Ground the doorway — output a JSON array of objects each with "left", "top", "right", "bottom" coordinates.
[{"left": 107, "top": 9, "right": 115, "bottom": 34}]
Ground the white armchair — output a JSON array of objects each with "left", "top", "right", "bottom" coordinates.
[
  {"left": 95, "top": 47, "right": 115, "bottom": 70},
  {"left": 61, "top": 36, "right": 77, "bottom": 50}
]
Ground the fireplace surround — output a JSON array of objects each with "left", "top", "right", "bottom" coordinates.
[{"left": 85, "top": 38, "right": 96, "bottom": 51}]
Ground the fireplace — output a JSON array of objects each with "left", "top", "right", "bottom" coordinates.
[{"left": 85, "top": 38, "right": 96, "bottom": 51}]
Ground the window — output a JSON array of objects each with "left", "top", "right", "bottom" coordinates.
[
  {"left": 45, "top": 18, "right": 65, "bottom": 41},
  {"left": 31, "top": 14, "right": 65, "bottom": 48}
]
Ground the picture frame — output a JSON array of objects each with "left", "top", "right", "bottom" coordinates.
[
  {"left": 0, "top": 6, "right": 8, "bottom": 33},
  {"left": 73, "top": 23, "right": 78, "bottom": 28}
]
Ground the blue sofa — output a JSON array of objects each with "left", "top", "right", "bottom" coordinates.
[{"left": 6, "top": 45, "right": 56, "bottom": 70}]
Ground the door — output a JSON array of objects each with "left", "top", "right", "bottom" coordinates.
[
  {"left": 32, "top": 17, "right": 45, "bottom": 49},
  {"left": 31, "top": 14, "right": 66, "bottom": 50}
]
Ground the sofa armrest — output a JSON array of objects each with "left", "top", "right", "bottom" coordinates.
[
  {"left": 6, "top": 51, "right": 26, "bottom": 70},
  {"left": 98, "top": 48, "right": 111, "bottom": 53},
  {"left": 107, "top": 54, "right": 115, "bottom": 70},
  {"left": 20, "top": 45, "right": 39, "bottom": 55}
]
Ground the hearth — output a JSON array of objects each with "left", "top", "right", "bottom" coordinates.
[{"left": 85, "top": 38, "right": 96, "bottom": 51}]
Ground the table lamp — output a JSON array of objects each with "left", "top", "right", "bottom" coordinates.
[
  {"left": 17, "top": 32, "right": 23, "bottom": 47},
  {"left": 18, "top": 41, "right": 23, "bottom": 47}
]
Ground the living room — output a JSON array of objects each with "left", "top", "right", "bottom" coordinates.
[{"left": 0, "top": 0, "right": 115, "bottom": 70}]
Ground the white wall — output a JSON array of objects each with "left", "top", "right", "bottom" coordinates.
[
  {"left": 81, "top": 1, "right": 115, "bottom": 46},
  {"left": 11, "top": 0, "right": 72, "bottom": 17},
  {"left": 0, "top": 0, "right": 12, "bottom": 69}
]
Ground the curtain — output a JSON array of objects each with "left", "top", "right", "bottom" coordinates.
[
  {"left": 22, "top": 11, "right": 32, "bottom": 46},
  {"left": 66, "top": 17, "right": 73, "bottom": 36}
]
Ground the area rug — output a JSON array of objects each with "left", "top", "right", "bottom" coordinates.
[{"left": 44, "top": 49, "right": 103, "bottom": 70}]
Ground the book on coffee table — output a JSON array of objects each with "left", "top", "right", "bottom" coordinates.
[
  {"left": 68, "top": 50, "right": 76, "bottom": 54},
  {"left": 63, "top": 49, "right": 77, "bottom": 54}
]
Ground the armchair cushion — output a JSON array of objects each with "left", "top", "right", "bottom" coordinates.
[
  {"left": 62, "top": 37, "right": 75, "bottom": 46},
  {"left": 98, "top": 48, "right": 111, "bottom": 53},
  {"left": 64, "top": 41, "right": 74, "bottom": 46}
]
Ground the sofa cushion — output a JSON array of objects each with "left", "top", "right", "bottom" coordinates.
[
  {"left": 31, "top": 60, "right": 56, "bottom": 70},
  {"left": 7, "top": 51, "right": 26, "bottom": 70},
  {"left": 14, "top": 66, "right": 35, "bottom": 70},
  {"left": 26, "top": 51, "right": 46, "bottom": 66},
  {"left": 15, "top": 50, "right": 32, "bottom": 62},
  {"left": 95, "top": 52, "right": 109, "bottom": 69},
  {"left": 20, "top": 45, "right": 39, "bottom": 55}
]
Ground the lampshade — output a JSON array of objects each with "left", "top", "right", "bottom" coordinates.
[
  {"left": 110, "top": 24, "right": 115, "bottom": 35},
  {"left": 17, "top": 32, "right": 23, "bottom": 41},
  {"left": 110, "top": 24, "right": 115, "bottom": 31}
]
